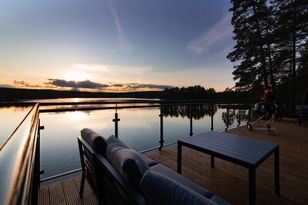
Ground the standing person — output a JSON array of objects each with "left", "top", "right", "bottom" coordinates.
[{"left": 263, "top": 86, "right": 278, "bottom": 129}]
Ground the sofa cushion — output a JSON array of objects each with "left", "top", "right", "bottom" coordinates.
[
  {"left": 150, "top": 163, "right": 214, "bottom": 199},
  {"left": 81, "top": 128, "right": 107, "bottom": 156},
  {"left": 106, "top": 136, "right": 158, "bottom": 167},
  {"left": 106, "top": 135, "right": 130, "bottom": 160},
  {"left": 140, "top": 170, "right": 218, "bottom": 205},
  {"left": 106, "top": 135, "right": 130, "bottom": 148},
  {"left": 107, "top": 147, "right": 149, "bottom": 189}
]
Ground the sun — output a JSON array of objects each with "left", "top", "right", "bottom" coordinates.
[{"left": 64, "top": 70, "right": 88, "bottom": 82}]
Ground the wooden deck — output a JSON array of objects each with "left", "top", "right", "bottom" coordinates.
[
  {"left": 39, "top": 118, "right": 308, "bottom": 205},
  {"left": 39, "top": 175, "right": 97, "bottom": 205}
]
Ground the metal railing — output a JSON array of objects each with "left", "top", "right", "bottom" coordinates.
[{"left": 0, "top": 103, "right": 40, "bottom": 205}]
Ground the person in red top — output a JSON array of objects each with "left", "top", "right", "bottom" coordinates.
[{"left": 262, "top": 86, "right": 278, "bottom": 128}]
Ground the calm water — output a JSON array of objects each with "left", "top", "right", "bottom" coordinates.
[{"left": 0, "top": 101, "right": 250, "bottom": 179}]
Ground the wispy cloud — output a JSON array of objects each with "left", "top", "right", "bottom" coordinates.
[
  {"left": 188, "top": 13, "right": 232, "bottom": 54},
  {"left": 112, "top": 83, "right": 174, "bottom": 90},
  {"left": 107, "top": 0, "right": 125, "bottom": 46},
  {"left": 13, "top": 80, "right": 41, "bottom": 88}
]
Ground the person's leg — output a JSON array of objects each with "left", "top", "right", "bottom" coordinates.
[{"left": 266, "top": 104, "right": 277, "bottom": 129}]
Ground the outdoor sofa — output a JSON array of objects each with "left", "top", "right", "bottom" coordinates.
[{"left": 78, "top": 128, "right": 231, "bottom": 205}]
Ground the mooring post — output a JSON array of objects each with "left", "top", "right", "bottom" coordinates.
[
  {"left": 159, "top": 106, "right": 164, "bottom": 151},
  {"left": 112, "top": 105, "right": 120, "bottom": 138}
]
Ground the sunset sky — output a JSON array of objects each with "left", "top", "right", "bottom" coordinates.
[{"left": 0, "top": 0, "right": 235, "bottom": 92}]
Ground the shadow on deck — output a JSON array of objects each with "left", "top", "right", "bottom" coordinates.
[{"left": 39, "top": 118, "right": 308, "bottom": 205}]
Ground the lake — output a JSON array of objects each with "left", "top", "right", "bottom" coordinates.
[{"left": 0, "top": 99, "right": 250, "bottom": 180}]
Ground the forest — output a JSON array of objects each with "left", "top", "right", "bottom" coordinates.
[{"left": 227, "top": 0, "right": 308, "bottom": 106}]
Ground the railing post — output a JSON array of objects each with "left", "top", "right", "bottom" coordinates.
[
  {"left": 211, "top": 104, "right": 214, "bottom": 131},
  {"left": 32, "top": 119, "right": 44, "bottom": 205},
  {"left": 238, "top": 109, "right": 241, "bottom": 127},
  {"left": 39, "top": 121, "right": 45, "bottom": 176},
  {"left": 248, "top": 107, "right": 252, "bottom": 123},
  {"left": 159, "top": 106, "right": 164, "bottom": 151},
  {"left": 112, "top": 106, "right": 120, "bottom": 138},
  {"left": 189, "top": 114, "right": 193, "bottom": 136},
  {"left": 225, "top": 106, "right": 230, "bottom": 131}
]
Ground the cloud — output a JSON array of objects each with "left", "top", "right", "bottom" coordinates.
[
  {"left": 107, "top": 0, "right": 125, "bottom": 46},
  {"left": 188, "top": 13, "right": 232, "bottom": 54},
  {"left": 47, "top": 79, "right": 109, "bottom": 90},
  {"left": 46, "top": 79, "right": 173, "bottom": 91},
  {"left": 13, "top": 80, "right": 41, "bottom": 88},
  {"left": 126, "top": 83, "right": 174, "bottom": 90},
  {"left": 0, "top": 83, "right": 15, "bottom": 88}
]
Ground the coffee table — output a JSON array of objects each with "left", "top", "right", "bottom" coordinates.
[{"left": 177, "top": 132, "right": 280, "bottom": 205}]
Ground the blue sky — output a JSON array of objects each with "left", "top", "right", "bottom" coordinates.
[{"left": 0, "top": 0, "right": 234, "bottom": 91}]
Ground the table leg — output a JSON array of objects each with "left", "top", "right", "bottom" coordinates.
[
  {"left": 249, "top": 168, "right": 256, "bottom": 205},
  {"left": 211, "top": 155, "right": 215, "bottom": 167},
  {"left": 275, "top": 148, "right": 280, "bottom": 194},
  {"left": 177, "top": 142, "right": 182, "bottom": 174}
]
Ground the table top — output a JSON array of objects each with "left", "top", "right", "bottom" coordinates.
[{"left": 178, "top": 132, "right": 279, "bottom": 168}]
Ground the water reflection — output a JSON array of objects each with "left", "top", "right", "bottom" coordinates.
[
  {"left": 161, "top": 104, "right": 217, "bottom": 119},
  {"left": 1, "top": 103, "right": 251, "bottom": 179},
  {"left": 0, "top": 106, "right": 31, "bottom": 146},
  {"left": 219, "top": 104, "right": 250, "bottom": 129}
]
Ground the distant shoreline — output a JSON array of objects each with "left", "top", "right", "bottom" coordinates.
[
  {"left": 0, "top": 87, "right": 163, "bottom": 101},
  {"left": 0, "top": 87, "right": 252, "bottom": 105}
]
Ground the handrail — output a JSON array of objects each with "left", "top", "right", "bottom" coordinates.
[{"left": 0, "top": 103, "right": 40, "bottom": 205}]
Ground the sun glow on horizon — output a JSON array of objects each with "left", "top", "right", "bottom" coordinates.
[{"left": 64, "top": 70, "right": 90, "bottom": 82}]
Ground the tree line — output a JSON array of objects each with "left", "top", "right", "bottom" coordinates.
[{"left": 227, "top": 0, "right": 308, "bottom": 106}]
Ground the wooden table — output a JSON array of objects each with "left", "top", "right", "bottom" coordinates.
[{"left": 177, "top": 132, "right": 280, "bottom": 205}]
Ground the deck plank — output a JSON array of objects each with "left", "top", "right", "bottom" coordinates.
[
  {"left": 73, "top": 175, "right": 98, "bottom": 205},
  {"left": 62, "top": 178, "right": 83, "bottom": 205},
  {"left": 38, "top": 185, "right": 50, "bottom": 205},
  {"left": 48, "top": 182, "right": 66, "bottom": 205}
]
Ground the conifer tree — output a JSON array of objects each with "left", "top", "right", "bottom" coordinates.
[
  {"left": 271, "top": 0, "right": 308, "bottom": 107},
  {"left": 227, "top": 0, "right": 274, "bottom": 90}
]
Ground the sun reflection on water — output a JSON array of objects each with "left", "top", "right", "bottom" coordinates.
[{"left": 67, "top": 111, "right": 88, "bottom": 121}]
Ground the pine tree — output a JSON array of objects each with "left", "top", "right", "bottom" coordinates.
[
  {"left": 271, "top": 0, "right": 308, "bottom": 107},
  {"left": 227, "top": 0, "right": 275, "bottom": 90}
]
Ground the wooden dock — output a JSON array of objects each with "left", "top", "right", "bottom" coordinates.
[
  {"left": 39, "top": 118, "right": 308, "bottom": 205},
  {"left": 39, "top": 175, "right": 97, "bottom": 205}
]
